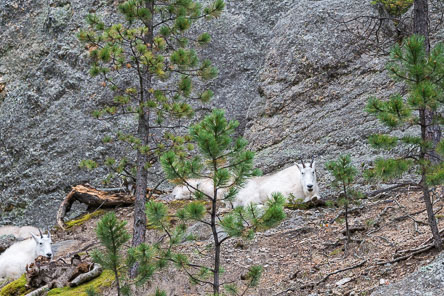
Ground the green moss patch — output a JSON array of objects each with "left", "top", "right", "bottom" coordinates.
[
  {"left": 47, "top": 270, "right": 114, "bottom": 296},
  {"left": 65, "top": 210, "right": 106, "bottom": 229},
  {"left": 0, "top": 274, "right": 30, "bottom": 296}
]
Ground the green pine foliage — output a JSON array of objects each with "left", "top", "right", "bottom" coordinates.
[
  {"left": 157, "top": 109, "right": 285, "bottom": 295},
  {"left": 92, "top": 212, "right": 130, "bottom": 296},
  {"left": 325, "top": 155, "right": 362, "bottom": 244},
  {"left": 77, "top": 0, "right": 224, "bottom": 186},
  {"left": 366, "top": 35, "right": 444, "bottom": 184},
  {"left": 91, "top": 212, "right": 167, "bottom": 296},
  {"left": 366, "top": 35, "right": 444, "bottom": 249}
]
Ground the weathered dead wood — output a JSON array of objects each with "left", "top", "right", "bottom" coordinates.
[
  {"left": 69, "top": 263, "right": 102, "bottom": 287},
  {"left": 57, "top": 184, "right": 167, "bottom": 230},
  {"left": 367, "top": 183, "right": 421, "bottom": 198},
  {"left": 24, "top": 285, "right": 50, "bottom": 296},
  {"left": 376, "top": 243, "right": 434, "bottom": 265},
  {"left": 300, "top": 259, "right": 367, "bottom": 289},
  {"left": 57, "top": 184, "right": 135, "bottom": 230},
  {"left": 341, "top": 225, "right": 366, "bottom": 235},
  {"left": 25, "top": 253, "right": 101, "bottom": 291}
]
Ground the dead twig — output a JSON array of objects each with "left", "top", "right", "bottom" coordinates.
[
  {"left": 367, "top": 183, "right": 421, "bottom": 198},
  {"left": 376, "top": 244, "right": 434, "bottom": 265},
  {"left": 300, "top": 259, "right": 367, "bottom": 289}
]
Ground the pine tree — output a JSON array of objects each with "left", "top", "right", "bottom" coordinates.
[
  {"left": 325, "top": 155, "right": 361, "bottom": 245},
  {"left": 77, "top": 0, "right": 225, "bottom": 274},
  {"left": 92, "top": 212, "right": 166, "bottom": 296},
  {"left": 91, "top": 212, "right": 130, "bottom": 296},
  {"left": 155, "top": 109, "right": 285, "bottom": 295},
  {"left": 366, "top": 35, "right": 444, "bottom": 250}
]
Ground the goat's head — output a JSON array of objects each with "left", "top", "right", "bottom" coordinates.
[
  {"left": 296, "top": 157, "right": 318, "bottom": 196},
  {"left": 30, "top": 228, "right": 53, "bottom": 259}
]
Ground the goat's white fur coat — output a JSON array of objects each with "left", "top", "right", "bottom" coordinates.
[
  {"left": 172, "top": 162, "right": 320, "bottom": 207},
  {"left": 0, "top": 231, "right": 52, "bottom": 279}
]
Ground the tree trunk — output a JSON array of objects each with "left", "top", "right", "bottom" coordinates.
[
  {"left": 345, "top": 202, "right": 350, "bottom": 243},
  {"left": 413, "top": 1, "right": 443, "bottom": 251},
  {"left": 420, "top": 108, "right": 443, "bottom": 250},
  {"left": 422, "top": 184, "right": 442, "bottom": 250},
  {"left": 130, "top": 114, "right": 150, "bottom": 249},
  {"left": 211, "top": 189, "right": 220, "bottom": 295},
  {"left": 413, "top": 0, "right": 430, "bottom": 52},
  {"left": 414, "top": 0, "right": 441, "bottom": 163},
  {"left": 130, "top": 0, "right": 154, "bottom": 278}
]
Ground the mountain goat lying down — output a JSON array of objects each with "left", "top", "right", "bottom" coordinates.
[
  {"left": 172, "top": 158, "right": 320, "bottom": 207},
  {"left": 0, "top": 225, "right": 40, "bottom": 240},
  {"left": 233, "top": 158, "right": 320, "bottom": 207},
  {"left": 0, "top": 229, "right": 53, "bottom": 280}
]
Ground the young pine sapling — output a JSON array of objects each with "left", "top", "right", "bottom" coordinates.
[
  {"left": 155, "top": 109, "right": 286, "bottom": 295},
  {"left": 325, "top": 154, "right": 361, "bottom": 245},
  {"left": 366, "top": 35, "right": 444, "bottom": 250}
]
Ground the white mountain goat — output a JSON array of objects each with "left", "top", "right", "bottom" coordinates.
[
  {"left": 233, "top": 158, "right": 320, "bottom": 207},
  {"left": 172, "top": 178, "right": 226, "bottom": 200},
  {"left": 0, "top": 229, "right": 53, "bottom": 279},
  {"left": 171, "top": 158, "right": 320, "bottom": 207},
  {"left": 0, "top": 225, "right": 40, "bottom": 240}
]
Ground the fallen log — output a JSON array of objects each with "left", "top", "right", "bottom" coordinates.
[
  {"left": 25, "top": 253, "right": 102, "bottom": 292},
  {"left": 57, "top": 185, "right": 135, "bottom": 230},
  {"left": 57, "top": 184, "right": 168, "bottom": 230}
]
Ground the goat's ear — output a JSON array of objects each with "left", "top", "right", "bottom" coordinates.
[{"left": 30, "top": 232, "right": 39, "bottom": 242}]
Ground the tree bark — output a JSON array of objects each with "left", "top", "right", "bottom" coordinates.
[
  {"left": 212, "top": 187, "right": 220, "bottom": 295},
  {"left": 413, "top": 0, "right": 443, "bottom": 251},
  {"left": 413, "top": 0, "right": 430, "bottom": 52},
  {"left": 414, "top": 0, "right": 441, "bottom": 163},
  {"left": 130, "top": 0, "right": 154, "bottom": 278},
  {"left": 420, "top": 108, "right": 443, "bottom": 250}
]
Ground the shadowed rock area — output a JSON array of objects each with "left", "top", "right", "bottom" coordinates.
[{"left": 371, "top": 252, "right": 444, "bottom": 296}]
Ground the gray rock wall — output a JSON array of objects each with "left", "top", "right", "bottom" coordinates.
[
  {"left": 371, "top": 252, "right": 444, "bottom": 296},
  {"left": 0, "top": 0, "right": 430, "bottom": 226},
  {"left": 0, "top": 0, "right": 299, "bottom": 226},
  {"left": 245, "top": 0, "right": 396, "bottom": 194}
]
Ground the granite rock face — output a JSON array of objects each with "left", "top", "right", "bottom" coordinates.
[
  {"left": 0, "top": 0, "right": 427, "bottom": 223},
  {"left": 0, "top": 0, "right": 297, "bottom": 226},
  {"left": 244, "top": 0, "right": 395, "bottom": 190},
  {"left": 371, "top": 253, "right": 444, "bottom": 296}
]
